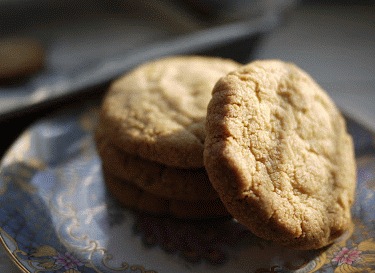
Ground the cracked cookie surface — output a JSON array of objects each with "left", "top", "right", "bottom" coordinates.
[
  {"left": 204, "top": 60, "right": 356, "bottom": 249},
  {"left": 97, "top": 55, "right": 240, "bottom": 168}
]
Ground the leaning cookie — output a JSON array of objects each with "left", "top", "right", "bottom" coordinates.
[
  {"left": 96, "top": 55, "right": 240, "bottom": 169},
  {"left": 95, "top": 128, "right": 218, "bottom": 201},
  {"left": 103, "top": 171, "right": 229, "bottom": 219},
  {"left": 204, "top": 60, "right": 356, "bottom": 249}
]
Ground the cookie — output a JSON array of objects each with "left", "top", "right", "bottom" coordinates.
[
  {"left": 204, "top": 60, "right": 356, "bottom": 249},
  {"left": 95, "top": 127, "right": 218, "bottom": 201},
  {"left": 96, "top": 55, "right": 240, "bottom": 168},
  {"left": 103, "top": 171, "right": 229, "bottom": 219},
  {"left": 0, "top": 37, "right": 44, "bottom": 79}
]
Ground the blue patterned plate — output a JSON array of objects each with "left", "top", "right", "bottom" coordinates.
[{"left": 0, "top": 101, "right": 374, "bottom": 273}]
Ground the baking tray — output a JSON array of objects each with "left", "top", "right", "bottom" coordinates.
[{"left": 0, "top": 0, "right": 281, "bottom": 121}]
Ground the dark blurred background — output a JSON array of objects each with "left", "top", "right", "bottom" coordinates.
[{"left": 0, "top": 0, "right": 374, "bottom": 158}]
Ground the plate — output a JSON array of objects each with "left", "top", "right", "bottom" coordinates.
[{"left": 0, "top": 101, "right": 374, "bottom": 273}]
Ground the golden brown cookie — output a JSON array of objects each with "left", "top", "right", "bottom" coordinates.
[
  {"left": 204, "top": 60, "right": 356, "bottom": 249},
  {"left": 0, "top": 37, "right": 44, "bottom": 79},
  {"left": 95, "top": 127, "right": 218, "bottom": 201},
  {"left": 103, "top": 171, "right": 229, "bottom": 219},
  {"left": 96, "top": 55, "right": 240, "bottom": 168}
]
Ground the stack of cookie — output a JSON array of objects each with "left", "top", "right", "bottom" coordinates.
[
  {"left": 95, "top": 56, "right": 240, "bottom": 219},
  {"left": 95, "top": 56, "right": 357, "bottom": 250}
]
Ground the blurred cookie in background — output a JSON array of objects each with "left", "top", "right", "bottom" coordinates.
[{"left": 0, "top": 37, "right": 45, "bottom": 82}]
